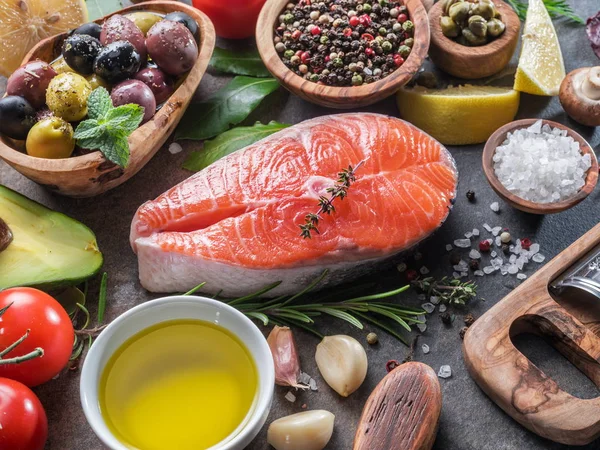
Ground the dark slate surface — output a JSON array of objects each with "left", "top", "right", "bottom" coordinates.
[{"left": 1, "top": 1, "right": 600, "bottom": 449}]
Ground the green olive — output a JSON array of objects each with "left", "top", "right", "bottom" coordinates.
[
  {"left": 126, "top": 11, "right": 162, "bottom": 35},
  {"left": 86, "top": 74, "right": 110, "bottom": 90},
  {"left": 472, "top": 1, "right": 496, "bottom": 20},
  {"left": 51, "top": 57, "right": 74, "bottom": 75},
  {"left": 461, "top": 28, "right": 488, "bottom": 46},
  {"left": 468, "top": 15, "right": 488, "bottom": 37},
  {"left": 26, "top": 117, "right": 75, "bottom": 159},
  {"left": 46, "top": 73, "right": 92, "bottom": 122},
  {"left": 440, "top": 16, "right": 460, "bottom": 38},
  {"left": 449, "top": 2, "right": 471, "bottom": 24},
  {"left": 443, "top": 0, "right": 462, "bottom": 15},
  {"left": 487, "top": 18, "right": 506, "bottom": 37}
]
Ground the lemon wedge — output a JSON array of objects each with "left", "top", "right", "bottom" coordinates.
[
  {"left": 0, "top": 0, "right": 88, "bottom": 77},
  {"left": 396, "top": 85, "right": 520, "bottom": 146},
  {"left": 513, "top": 0, "right": 565, "bottom": 96}
]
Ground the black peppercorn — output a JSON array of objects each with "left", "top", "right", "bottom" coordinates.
[
  {"left": 502, "top": 243, "right": 510, "bottom": 254},
  {"left": 466, "top": 190, "right": 476, "bottom": 202},
  {"left": 459, "top": 326, "right": 468, "bottom": 340},
  {"left": 441, "top": 312, "right": 452, "bottom": 325},
  {"left": 469, "top": 259, "right": 480, "bottom": 271},
  {"left": 464, "top": 314, "right": 476, "bottom": 327}
]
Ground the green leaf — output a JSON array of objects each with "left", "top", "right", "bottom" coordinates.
[
  {"left": 105, "top": 104, "right": 144, "bottom": 134},
  {"left": 97, "top": 272, "right": 108, "bottom": 325},
  {"left": 246, "top": 312, "right": 270, "bottom": 326},
  {"left": 182, "top": 121, "right": 291, "bottom": 171},
  {"left": 209, "top": 47, "right": 272, "bottom": 77},
  {"left": 86, "top": 0, "right": 124, "bottom": 21},
  {"left": 175, "top": 76, "right": 280, "bottom": 141},
  {"left": 507, "top": 0, "right": 583, "bottom": 23},
  {"left": 73, "top": 120, "right": 101, "bottom": 140},
  {"left": 87, "top": 87, "right": 112, "bottom": 120},
  {"left": 54, "top": 287, "right": 86, "bottom": 316}
]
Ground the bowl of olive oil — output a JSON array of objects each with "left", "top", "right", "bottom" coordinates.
[{"left": 80, "top": 296, "right": 275, "bottom": 450}]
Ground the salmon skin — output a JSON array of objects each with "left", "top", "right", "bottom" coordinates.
[{"left": 131, "top": 114, "right": 458, "bottom": 297}]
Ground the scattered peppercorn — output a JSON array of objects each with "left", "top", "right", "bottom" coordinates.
[
  {"left": 367, "top": 332, "right": 379, "bottom": 345},
  {"left": 464, "top": 313, "right": 476, "bottom": 327},
  {"left": 501, "top": 243, "right": 510, "bottom": 254},
  {"left": 500, "top": 231, "right": 511, "bottom": 244},
  {"left": 274, "top": 0, "right": 414, "bottom": 86},
  {"left": 440, "top": 312, "right": 452, "bottom": 325},
  {"left": 449, "top": 251, "right": 462, "bottom": 265},
  {"left": 466, "top": 190, "right": 475, "bottom": 202},
  {"left": 459, "top": 326, "right": 468, "bottom": 340},
  {"left": 479, "top": 240, "right": 491, "bottom": 252},
  {"left": 521, "top": 238, "right": 532, "bottom": 250},
  {"left": 386, "top": 359, "right": 401, "bottom": 372},
  {"left": 406, "top": 269, "right": 419, "bottom": 281},
  {"left": 469, "top": 259, "right": 480, "bottom": 271}
]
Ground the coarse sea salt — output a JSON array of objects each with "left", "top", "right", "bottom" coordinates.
[{"left": 493, "top": 120, "right": 591, "bottom": 203}]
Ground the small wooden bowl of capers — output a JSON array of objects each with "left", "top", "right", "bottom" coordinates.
[{"left": 428, "top": 0, "right": 520, "bottom": 80}]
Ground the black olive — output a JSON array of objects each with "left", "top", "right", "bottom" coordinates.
[
  {"left": 163, "top": 12, "right": 200, "bottom": 41},
  {"left": 62, "top": 34, "right": 102, "bottom": 75},
  {"left": 71, "top": 22, "right": 102, "bottom": 40},
  {"left": 93, "top": 41, "right": 142, "bottom": 84},
  {"left": 0, "top": 96, "right": 36, "bottom": 140}
]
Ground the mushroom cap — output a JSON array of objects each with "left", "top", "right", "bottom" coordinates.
[{"left": 559, "top": 67, "right": 600, "bottom": 127}]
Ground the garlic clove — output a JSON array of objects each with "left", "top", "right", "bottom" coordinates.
[
  {"left": 267, "top": 410, "right": 335, "bottom": 450},
  {"left": 315, "top": 335, "right": 368, "bottom": 397},
  {"left": 267, "top": 326, "right": 305, "bottom": 389}
]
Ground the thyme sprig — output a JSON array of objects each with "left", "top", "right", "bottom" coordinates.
[
  {"left": 507, "top": 0, "right": 583, "bottom": 24},
  {"left": 300, "top": 161, "right": 365, "bottom": 239},
  {"left": 184, "top": 270, "right": 424, "bottom": 345},
  {"left": 412, "top": 276, "right": 477, "bottom": 306}
]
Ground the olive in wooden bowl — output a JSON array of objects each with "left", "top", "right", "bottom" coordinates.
[
  {"left": 0, "top": 1, "right": 215, "bottom": 198},
  {"left": 256, "top": 0, "right": 430, "bottom": 109}
]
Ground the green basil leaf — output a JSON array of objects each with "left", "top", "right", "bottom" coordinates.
[
  {"left": 183, "top": 121, "right": 291, "bottom": 171},
  {"left": 175, "top": 76, "right": 280, "bottom": 141},
  {"left": 209, "top": 47, "right": 272, "bottom": 78},
  {"left": 86, "top": 0, "right": 124, "bottom": 21}
]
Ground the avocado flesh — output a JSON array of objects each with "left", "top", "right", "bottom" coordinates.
[{"left": 0, "top": 185, "right": 103, "bottom": 290}]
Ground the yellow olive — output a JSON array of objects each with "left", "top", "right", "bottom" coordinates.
[
  {"left": 440, "top": 16, "right": 460, "bottom": 38},
  {"left": 126, "top": 11, "right": 163, "bottom": 35},
  {"left": 472, "top": 1, "right": 496, "bottom": 20},
  {"left": 51, "top": 57, "right": 75, "bottom": 74},
  {"left": 46, "top": 72, "right": 92, "bottom": 122},
  {"left": 461, "top": 28, "right": 488, "bottom": 46},
  {"left": 86, "top": 74, "right": 110, "bottom": 90},
  {"left": 468, "top": 15, "right": 488, "bottom": 37},
  {"left": 487, "top": 18, "right": 506, "bottom": 37},
  {"left": 26, "top": 117, "right": 75, "bottom": 159},
  {"left": 449, "top": 2, "right": 471, "bottom": 24}
]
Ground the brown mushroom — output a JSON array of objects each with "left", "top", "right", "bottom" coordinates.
[
  {"left": 0, "top": 218, "right": 13, "bottom": 253},
  {"left": 559, "top": 66, "right": 600, "bottom": 127}
]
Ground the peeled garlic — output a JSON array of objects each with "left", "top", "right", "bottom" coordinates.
[
  {"left": 315, "top": 335, "right": 368, "bottom": 397},
  {"left": 267, "top": 326, "right": 305, "bottom": 388},
  {"left": 267, "top": 410, "right": 335, "bottom": 450}
]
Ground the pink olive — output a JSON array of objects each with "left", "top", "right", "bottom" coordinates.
[
  {"left": 101, "top": 15, "right": 147, "bottom": 62},
  {"left": 146, "top": 20, "right": 198, "bottom": 76},
  {"left": 7, "top": 61, "right": 57, "bottom": 109},
  {"left": 111, "top": 79, "right": 156, "bottom": 124},
  {"left": 134, "top": 67, "right": 175, "bottom": 104}
]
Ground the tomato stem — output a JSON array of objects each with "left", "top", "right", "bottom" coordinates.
[
  {"left": 0, "top": 347, "right": 44, "bottom": 365},
  {"left": 0, "top": 329, "right": 30, "bottom": 357}
]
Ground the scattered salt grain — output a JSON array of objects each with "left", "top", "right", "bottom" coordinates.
[
  {"left": 168, "top": 142, "right": 183, "bottom": 154},
  {"left": 490, "top": 202, "right": 500, "bottom": 213},
  {"left": 446, "top": 244, "right": 453, "bottom": 252},
  {"left": 420, "top": 266, "right": 430, "bottom": 275},
  {"left": 492, "top": 226, "right": 502, "bottom": 236},
  {"left": 483, "top": 223, "right": 492, "bottom": 232},
  {"left": 469, "top": 249, "right": 481, "bottom": 259},
  {"left": 422, "top": 303, "right": 436, "bottom": 314},
  {"left": 508, "top": 265, "right": 519, "bottom": 274},
  {"left": 465, "top": 231, "right": 473, "bottom": 239},
  {"left": 483, "top": 266, "right": 495, "bottom": 274},
  {"left": 285, "top": 391, "right": 297, "bottom": 402},
  {"left": 309, "top": 378, "right": 318, "bottom": 391},
  {"left": 460, "top": 271, "right": 468, "bottom": 277},
  {"left": 417, "top": 323, "right": 427, "bottom": 333},
  {"left": 530, "top": 243, "right": 540, "bottom": 254},
  {"left": 454, "top": 238, "right": 471, "bottom": 248},
  {"left": 493, "top": 120, "right": 591, "bottom": 203},
  {"left": 438, "top": 365, "right": 452, "bottom": 378},
  {"left": 422, "top": 344, "right": 430, "bottom": 354},
  {"left": 472, "top": 228, "right": 480, "bottom": 236},
  {"left": 417, "top": 294, "right": 427, "bottom": 301},
  {"left": 430, "top": 296, "right": 441, "bottom": 305},
  {"left": 517, "top": 273, "right": 527, "bottom": 280},
  {"left": 491, "top": 251, "right": 497, "bottom": 258},
  {"left": 452, "top": 272, "right": 461, "bottom": 279},
  {"left": 533, "top": 254, "right": 546, "bottom": 263},
  {"left": 397, "top": 263, "right": 407, "bottom": 272},
  {"left": 439, "top": 304, "right": 447, "bottom": 313},
  {"left": 495, "top": 236, "right": 502, "bottom": 247},
  {"left": 474, "top": 270, "right": 484, "bottom": 277}
]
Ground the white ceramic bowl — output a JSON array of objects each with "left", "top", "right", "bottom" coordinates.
[{"left": 80, "top": 295, "right": 275, "bottom": 450}]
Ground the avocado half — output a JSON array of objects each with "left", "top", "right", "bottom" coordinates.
[{"left": 0, "top": 185, "right": 103, "bottom": 290}]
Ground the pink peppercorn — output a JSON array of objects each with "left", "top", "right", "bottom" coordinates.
[
  {"left": 406, "top": 269, "right": 418, "bottom": 281},
  {"left": 398, "top": 13, "right": 408, "bottom": 23},
  {"left": 292, "top": 30, "right": 302, "bottom": 40},
  {"left": 349, "top": 16, "right": 360, "bottom": 27},
  {"left": 393, "top": 55, "right": 404, "bottom": 66},
  {"left": 359, "top": 14, "right": 371, "bottom": 26},
  {"left": 311, "top": 26, "right": 321, "bottom": 35},
  {"left": 365, "top": 47, "right": 375, "bottom": 57},
  {"left": 479, "top": 240, "right": 491, "bottom": 252},
  {"left": 521, "top": 238, "right": 532, "bottom": 250},
  {"left": 300, "top": 51, "right": 311, "bottom": 63}
]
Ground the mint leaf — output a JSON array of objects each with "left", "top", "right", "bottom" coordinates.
[
  {"left": 87, "top": 87, "right": 112, "bottom": 120},
  {"left": 73, "top": 120, "right": 101, "bottom": 140},
  {"left": 105, "top": 104, "right": 144, "bottom": 134},
  {"left": 99, "top": 131, "right": 130, "bottom": 168}
]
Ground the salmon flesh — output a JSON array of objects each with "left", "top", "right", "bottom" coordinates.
[{"left": 131, "top": 114, "right": 458, "bottom": 297}]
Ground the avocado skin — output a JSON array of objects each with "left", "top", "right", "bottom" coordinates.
[{"left": 0, "top": 185, "right": 103, "bottom": 290}]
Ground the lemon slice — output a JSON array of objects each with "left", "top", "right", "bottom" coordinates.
[
  {"left": 0, "top": 0, "right": 88, "bottom": 77},
  {"left": 513, "top": 0, "right": 565, "bottom": 96},
  {"left": 396, "top": 85, "right": 520, "bottom": 146}
]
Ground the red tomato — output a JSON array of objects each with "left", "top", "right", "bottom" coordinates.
[
  {"left": 191, "top": 0, "right": 267, "bottom": 39},
  {"left": 0, "top": 288, "right": 74, "bottom": 387},
  {"left": 0, "top": 378, "right": 47, "bottom": 450}
]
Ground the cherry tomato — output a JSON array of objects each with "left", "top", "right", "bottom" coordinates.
[
  {"left": 0, "top": 288, "right": 74, "bottom": 387},
  {"left": 191, "top": 0, "right": 267, "bottom": 39},
  {"left": 0, "top": 377, "right": 47, "bottom": 450}
]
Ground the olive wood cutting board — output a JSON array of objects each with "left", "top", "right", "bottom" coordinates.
[{"left": 463, "top": 222, "right": 600, "bottom": 446}]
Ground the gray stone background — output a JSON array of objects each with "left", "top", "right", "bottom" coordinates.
[{"left": 1, "top": 0, "right": 600, "bottom": 448}]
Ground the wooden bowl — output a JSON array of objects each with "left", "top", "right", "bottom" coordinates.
[
  {"left": 256, "top": 0, "right": 430, "bottom": 109},
  {"left": 482, "top": 119, "right": 598, "bottom": 215},
  {"left": 428, "top": 0, "right": 520, "bottom": 79},
  {"left": 0, "top": 1, "right": 215, "bottom": 198}
]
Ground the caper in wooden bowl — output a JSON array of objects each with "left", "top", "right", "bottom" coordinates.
[{"left": 441, "top": 0, "right": 506, "bottom": 46}]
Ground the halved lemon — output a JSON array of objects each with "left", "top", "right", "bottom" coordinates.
[
  {"left": 396, "top": 85, "right": 520, "bottom": 146},
  {"left": 0, "top": 0, "right": 88, "bottom": 77},
  {"left": 513, "top": 0, "right": 565, "bottom": 96}
]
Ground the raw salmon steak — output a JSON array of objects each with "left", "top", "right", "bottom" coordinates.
[{"left": 131, "top": 114, "right": 457, "bottom": 296}]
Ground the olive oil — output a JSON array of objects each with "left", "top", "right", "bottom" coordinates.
[{"left": 99, "top": 319, "right": 258, "bottom": 450}]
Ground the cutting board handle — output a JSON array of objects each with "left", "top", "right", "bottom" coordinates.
[{"left": 463, "top": 223, "right": 600, "bottom": 446}]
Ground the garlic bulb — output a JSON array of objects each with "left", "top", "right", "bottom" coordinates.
[
  {"left": 267, "top": 410, "right": 335, "bottom": 450},
  {"left": 267, "top": 326, "right": 305, "bottom": 388},
  {"left": 315, "top": 335, "right": 368, "bottom": 397}
]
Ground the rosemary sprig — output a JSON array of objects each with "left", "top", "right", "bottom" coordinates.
[
  {"left": 183, "top": 270, "right": 424, "bottom": 345},
  {"left": 412, "top": 276, "right": 477, "bottom": 306},
  {"left": 300, "top": 161, "right": 364, "bottom": 239},
  {"left": 507, "top": 0, "right": 583, "bottom": 24}
]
